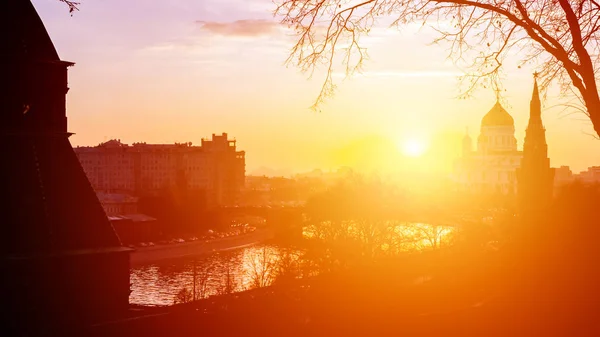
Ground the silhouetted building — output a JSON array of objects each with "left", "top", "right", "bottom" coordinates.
[
  {"left": 453, "top": 101, "right": 523, "bottom": 194},
  {"left": 517, "top": 76, "right": 555, "bottom": 213},
  {"left": 0, "top": 0, "right": 131, "bottom": 332},
  {"left": 75, "top": 133, "right": 246, "bottom": 206},
  {"left": 554, "top": 165, "right": 574, "bottom": 188},
  {"left": 567, "top": 166, "right": 600, "bottom": 185}
]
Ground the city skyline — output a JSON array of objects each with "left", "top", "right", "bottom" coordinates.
[
  {"left": 5, "top": 1, "right": 600, "bottom": 335},
  {"left": 34, "top": 0, "right": 598, "bottom": 174}
]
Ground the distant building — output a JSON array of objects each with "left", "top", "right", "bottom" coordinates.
[
  {"left": 554, "top": 166, "right": 574, "bottom": 187},
  {"left": 75, "top": 133, "right": 245, "bottom": 206},
  {"left": 453, "top": 100, "right": 523, "bottom": 194},
  {"left": 517, "top": 76, "right": 555, "bottom": 212},
  {"left": 572, "top": 166, "right": 600, "bottom": 184}
]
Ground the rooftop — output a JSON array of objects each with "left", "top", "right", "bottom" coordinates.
[{"left": 0, "top": 0, "right": 60, "bottom": 62}]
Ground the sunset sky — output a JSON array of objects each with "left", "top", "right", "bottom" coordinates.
[{"left": 34, "top": 0, "right": 599, "bottom": 174}]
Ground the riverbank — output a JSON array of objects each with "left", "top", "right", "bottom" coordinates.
[{"left": 130, "top": 229, "right": 274, "bottom": 266}]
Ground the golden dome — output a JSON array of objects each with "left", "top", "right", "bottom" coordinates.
[{"left": 481, "top": 101, "right": 514, "bottom": 127}]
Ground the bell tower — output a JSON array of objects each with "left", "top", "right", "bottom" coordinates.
[
  {"left": 517, "top": 74, "right": 555, "bottom": 215},
  {"left": 0, "top": 0, "right": 131, "bottom": 333}
]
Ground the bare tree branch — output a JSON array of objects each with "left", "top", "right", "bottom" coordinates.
[
  {"left": 275, "top": 0, "right": 600, "bottom": 137},
  {"left": 58, "top": 0, "right": 80, "bottom": 15}
]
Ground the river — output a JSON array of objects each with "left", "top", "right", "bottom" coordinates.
[
  {"left": 129, "top": 222, "right": 455, "bottom": 306},
  {"left": 130, "top": 244, "right": 281, "bottom": 306}
]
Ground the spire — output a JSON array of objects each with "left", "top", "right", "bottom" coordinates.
[
  {"left": 528, "top": 72, "right": 542, "bottom": 126},
  {"left": 494, "top": 87, "right": 501, "bottom": 103},
  {"left": 0, "top": 0, "right": 60, "bottom": 62},
  {"left": 517, "top": 74, "right": 554, "bottom": 214},
  {"left": 532, "top": 72, "right": 540, "bottom": 105},
  {"left": 525, "top": 72, "right": 546, "bottom": 145}
]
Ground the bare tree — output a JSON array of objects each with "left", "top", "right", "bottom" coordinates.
[
  {"left": 354, "top": 219, "right": 408, "bottom": 258},
  {"left": 216, "top": 263, "right": 239, "bottom": 296},
  {"left": 273, "top": 249, "right": 302, "bottom": 284},
  {"left": 173, "top": 287, "right": 193, "bottom": 304},
  {"left": 394, "top": 223, "right": 453, "bottom": 250},
  {"left": 192, "top": 260, "right": 213, "bottom": 300},
  {"left": 276, "top": 0, "right": 600, "bottom": 136},
  {"left": 246, "top": 247, "right": 277, "bottom": 289},
  {"left": 416, "top": 223, "right": 453, "bottom": 249}
]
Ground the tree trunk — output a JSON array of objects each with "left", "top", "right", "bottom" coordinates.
[{"left": 586, "top": 95, "right": 600, "bottom": 138}]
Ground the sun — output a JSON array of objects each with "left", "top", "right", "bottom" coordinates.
[{"left": 401, "top": 139, "right": 427, "bottom": 157}]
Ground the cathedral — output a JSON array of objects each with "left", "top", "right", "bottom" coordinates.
[
  {"left": 453, "top": 98, "right": 523, "bottom": 195},
  {"left": 453, "top": 76, "right": 553, "bottom": 198}
]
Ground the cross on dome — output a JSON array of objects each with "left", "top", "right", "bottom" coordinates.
[{"left": 495, "top": 87, "right": 501, "bottom": 101}]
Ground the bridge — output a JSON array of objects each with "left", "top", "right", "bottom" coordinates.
[
  {"left": 215, "top": 205, "right": 302, "bottom": 218},
  {"left": 212, "top": 206, "right": 305, "bottom": 240}
]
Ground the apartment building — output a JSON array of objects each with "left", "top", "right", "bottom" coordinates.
[{"left": 75, "top": 133, "right": 245, "bottom": 206}]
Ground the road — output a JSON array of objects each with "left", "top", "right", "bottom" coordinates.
[{"left": 129, "top": 228, "right": 274, "bottom": 267}]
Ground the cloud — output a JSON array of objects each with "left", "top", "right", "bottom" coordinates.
[{"left": 196, "top": 19, "right": 280, "bottom": 37}]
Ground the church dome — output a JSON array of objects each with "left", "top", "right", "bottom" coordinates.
[{"left": 481, "top": 101, "right": 514, "bottom": 127}]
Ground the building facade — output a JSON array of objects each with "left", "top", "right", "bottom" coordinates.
[
  {"left": 453, "top": 101, "right": 523, "bottom": 194},
  {"left": 572, "top": 166, "right": 600, "bottom": 184},
  {"left": 75, "top": 133, "right": 246, "bottom": 207},
  {"left": 554, "top": 166, "right": 600, "bottom": 187},
  {"left": 554, "top": 166, "right": 574, "bottom": 187}
]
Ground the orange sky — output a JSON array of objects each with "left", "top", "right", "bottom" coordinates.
[{"left": 34, "top": 0, "right": 599, "bottom": 174}]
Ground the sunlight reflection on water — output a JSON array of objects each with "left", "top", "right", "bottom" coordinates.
[
  {"left": 130, "top": 245, "right": 280, "bottom": 306},
  {"left": 130, "top": 223, "right": 454, "bottom": 306},
  {"left": 303, "top": 222, "right": 455, "bottom": 252}
]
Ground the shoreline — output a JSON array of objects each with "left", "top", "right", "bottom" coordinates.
[{"left": 129, "top": 229, "right": 274, "bottom": 267}]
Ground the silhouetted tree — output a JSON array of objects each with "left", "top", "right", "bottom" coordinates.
[
  {"left": 216, "top": 263, "right": 239, "bottom": 296},
  {"left": 276, "top": 0, "right": 600, "bottom": 136},
  {"left": 192, "top": 260, "right": 213, "bottom": 300},
  {"left": 273, "top": 249, "right": 302, "bottom": 285},
  {"left": 173, "top": 287, "right": 193, "bottom": 304},
  {"left": 302, "top": 176, "right": 462, "bottom": 272},
  {"left": 246, "top": 247, "right": 277, "bottom": 289},
  {"left": 414, "top": 223, "right": 453, "bottom": 250}
]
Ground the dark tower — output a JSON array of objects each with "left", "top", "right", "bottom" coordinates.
[
  {"left": 0, "top": 0, "right": 131, "bottom": 333},
  {"left": 517, "top": 75, "right": 555, "bottom": 215}
]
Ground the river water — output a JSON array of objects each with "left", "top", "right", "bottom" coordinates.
[
  {"left": 130, "top": 223, "right": 455, "bottom": 306},
  {"left": 130, "top": 244, "right": 281, "bottom": 306}
]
